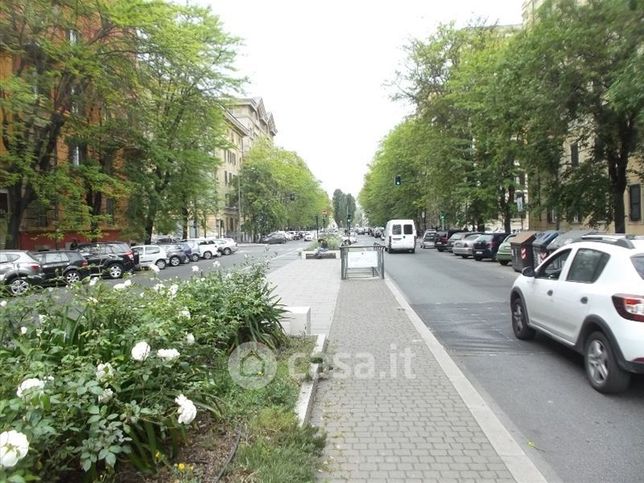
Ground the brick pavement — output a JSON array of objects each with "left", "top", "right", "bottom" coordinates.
[{"left": 311, "top": 279, "right": 518, "bottom": 483}]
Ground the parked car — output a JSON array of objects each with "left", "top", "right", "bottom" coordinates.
[
  {"left": 260, "top": 233, "right": 287, "bottom": 244},
  {"left": 496, "top": 233, "right": 516, "bottom": 266},
  {"left": 211, "top": 238, "right": 239, "bottom": 255},
  {"left": 0, "top": 250, "right": 44, "bottom": 296},
  {"left": 510, "top": 237, "right": 644, "bottom": 393},
  {"left": 180, "top": 238, "right": 222, "bottom": 260},
  {"left": 435, "top": 230, "right": 465, "bottom": 252},
  {"left": 29, "top": 250, "right": 90, "bottom": 285},
  {"left": 77, "top": 242, "right": 138, "bottom": 279},
  {"left": 473, "top": 233, "right": 510, "bottom": 261},
  {"left": 131, "top": 245, "right": 168, "bottom": 270},
  {"left": 420, "top": 230, "right": 437, "bottom": 249},
  {"left": 158, "top": 244, "right": 190, "bottom": 266},
  {"left": 304, "top": 232, "right": 314, "bottom": 242},
  {"left": 452, "top": 233, "right": 481, "bottom": 258},
  {"left": 179, "top": 240, "right": 202, "bottom": 262}
]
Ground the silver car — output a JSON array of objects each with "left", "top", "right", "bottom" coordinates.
[
  {"left": 0, "top": 250, "right": 44, "bottom": 295},
  {"left": 452, "top": 233, "right": 482, "bottom": 259}
]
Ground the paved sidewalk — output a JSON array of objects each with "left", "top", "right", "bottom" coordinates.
[
  {"left": 267, "top": 257, "right": 341, "bottom": 335},
  {"left": 267, "top": 256, "right": 547, "bottom": 482}
]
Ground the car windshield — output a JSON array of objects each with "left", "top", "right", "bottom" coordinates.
[
  {"left": 631, "top": 255, "right": 644, "bottom": 280},
  {"left": 478, "top": 235, "right": 493, "bottom": 242}
]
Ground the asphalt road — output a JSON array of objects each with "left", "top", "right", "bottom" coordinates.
[{"left": 382, "top": 239, "right": 644, "bottom": 483}]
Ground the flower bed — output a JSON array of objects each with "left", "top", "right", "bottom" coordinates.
[{"left": 0, "top": 264, "right": 323, "bottom": 482}]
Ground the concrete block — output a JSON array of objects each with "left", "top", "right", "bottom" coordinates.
[{"left": 282, "top": 306, "right": 311, "bottom": 336}]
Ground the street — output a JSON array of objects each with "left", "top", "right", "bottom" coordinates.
[{"left": 383, "top": 241, "right": 644, "bottom": 483}]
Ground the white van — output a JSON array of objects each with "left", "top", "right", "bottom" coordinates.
[{"left": 384, "top": 219, "right": 417, "bottom": 253}]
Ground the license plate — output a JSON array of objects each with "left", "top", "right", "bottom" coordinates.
[{"left": 475, "top": 250, "right": 483, "bottom": 255}]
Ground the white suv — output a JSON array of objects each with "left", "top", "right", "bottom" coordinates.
[
  {"left": 510, "top": 237, "right": 644, "bottom": 393},
  {"left": 131, "top": 245, "right": 168, "bottom": 270}
]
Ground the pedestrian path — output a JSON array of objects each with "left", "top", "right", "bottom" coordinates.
[
  {"left": 267, "top": 257, "right": 341, "bottom": 335},
  {"left": 310, "top": 278, "right": 545, "bottom": 483}
]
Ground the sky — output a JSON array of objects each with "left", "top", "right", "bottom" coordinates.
[{"left": 202, "top": 0, "right": 524, "bottom": 199}]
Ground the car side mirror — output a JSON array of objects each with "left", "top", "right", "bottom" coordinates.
[{"left": 522, "top": 266, "right": 535, "bottom": 278}]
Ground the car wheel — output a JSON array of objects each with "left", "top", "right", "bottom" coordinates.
[
  {"left": 474, "top": 256, "right": 482, "bottom": 261},
  {"left": 410, "top": 248, "right": 415, "bottom": 254},
  {"left": 106, "top": 264, "right": 123, "bottom": 279},
  {"left": 584, "top": 331, "right": 630, "bottom": 393},
  {"left": 203, "top": 251, "right": 213, "bottom": 259},
  {"left": 511, "top": 296, "right": 536, "bottom": 340},
  {"left": 7, "top": 277, "right": 30, "bottom": 296},
  {"left": 437, "top": 247, "right": 444, "bottom": 252},
  {"left": 223, "top": 247, "right": 232, "bottom": 255},
  {"left": 461, "top": 255, "right": 468, "bottom": 259},
  {"left": 155, "top": 259, "right": 166, "bottom": 270},
  {"left": 191, "top": 254, "right": 200, "bottom": 262},
  {"left": 169, "top": 256, "right": 181, "bottom": 267},
  {"left": 499, "top": 260, "right": 510, "bottom": 266},
  {"left": 64, "top": 270, "right": 81, "bottom": 284}
]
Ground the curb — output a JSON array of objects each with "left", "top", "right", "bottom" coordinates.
[
  {"left": 295, "top": 334, "right": 327, "bottom": 426},
  {"left": 384, "top": 276, "right": 549, "bottom": 483}
]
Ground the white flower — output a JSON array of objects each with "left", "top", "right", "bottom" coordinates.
[
  {"left": 152, "top": 283, "right": 165, "bottom": 292},
  {"left": 169, "top": 284, "right": 178, "bottom": 297},
  {"left": 96, "top": 362, "right": 114, "bottom": 382},
  {"left": 179, "top": 308, "right": 191, "bottom": 319},
  {"left": 185, "top": 333, "right": 195, "bottom": 345},
  {"left": 89, "top": 277, "right": 98, "bottom": 287},
  {"left": 175, "top": 394, "right": 197, "bottom": 425},
  {"left": 0, "top": 300, "right": 7, "bottom": 308},
  {"left": 131, "top": 341, "right": 151, "bottom": 361},
  {"left": 0, "top": 430, "right": 29, "bottom": 468},
  {"left": 38, "top": 314, "right": 48, "bottom": 324},
  {"left": 213, "top": 261, "right": 221, "bottom": 269},
  {"left": 87, "top": 297, "right": 99, "bottom": 304},
  {"left": 123, "top": 279, "right": 132, "bottom": 287},
  {"left": 20, "top": 327, "right": 27, "bottom": 335},
  {"left": 98, "top": 388, "right": 114, "bottom": 404},
  {"left": 191, "top": 265, "right": 199, "bottom": 273},
  {"left": 16, "top": 378, "right": 45, "bottom": 398},
  {"left": 157, "top": 348, "right": 180, "bottom": 360},
  {"left": 113, "top": 283, "right": 127, "bottom": 290},
  {"left": 149, "top": 264, "right": 160, "bottom": 273}
]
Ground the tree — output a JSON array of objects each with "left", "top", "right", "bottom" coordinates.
[
  {"left": 516, "top": 0, "right": 643, "bottom": 232},
  {"left": 240, "top": 139, "right": 329, "bottom": 239},
  {"left": 0, "top": 0, "right": 147, "bottom": 247}
]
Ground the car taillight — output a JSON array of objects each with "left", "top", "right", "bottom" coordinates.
[
  {"left": 126, "top": 250, "right": 134, "bottom": 260},
  {"left": 30, "top": 264, "right": 41, "bottom": 271},
  {"left": 612, "top": 294, "right": 644, "bottom": 322},
  {"left": 81, "top": 259, "right": 88, "bottom": 267}
]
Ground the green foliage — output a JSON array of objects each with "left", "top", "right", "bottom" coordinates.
[
  {"left": 240, "top": 139, "right": 330, "bottom": 239},
  {"left": 366, "top": 1, "right": 642, "bottom": 233},
  {"left": 226, "top": 408, "right": 325, "bottom": 483},
  {"left": 0, "top": 263, "right": 288, "bottom": 481}
]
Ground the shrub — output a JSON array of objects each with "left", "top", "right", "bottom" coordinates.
[{"left": 0, "top": 263, "right": 286, "bottom": 482}]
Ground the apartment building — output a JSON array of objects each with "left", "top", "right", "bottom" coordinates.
[{"left": 196, "top": 97, "right": 277, "bottom": 240}]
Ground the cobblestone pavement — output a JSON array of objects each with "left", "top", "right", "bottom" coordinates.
[
  {"left": 267, "top": 257, "right": 340, "bottom": 335},
  {"left": 311, "top": 279, "right": 517, "bottom": 483}
]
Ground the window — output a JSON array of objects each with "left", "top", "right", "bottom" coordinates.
[
  {"left": 566, "top": 249, "right": 609, "bottom": 283},
  {"left": 0, "top": 253, "right": 19, "bottom": 263},
  {"left": 629, "top": 184, "right": 641, "bottom": 222},
  {"left": 631, "top": 256, "right": 644, "bottom": 280},
  {"left": 536, "top": 249, "right": 571, "bottom": 280},
  {"left": 570, "top": 142, "right": 579, "bottom": 167},
  {"left": 148, "top": 247, "right": 160, "bottom": 254},
  {"left": 392, "top": 224, "right": 401, "bottom": 235},
  {"left": 403, "top": 224, "right": 414, "bottom": 235},
  {"left": 44, "top": 252, "right": 67, "bottom": 263},
  {"left": 224, "top": 171, "right": 228, "bottom": 184}
]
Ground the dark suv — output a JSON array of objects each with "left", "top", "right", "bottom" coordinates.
[
  {"left": 29, "top": 250, "right": 90, "bottom": 285},
  {"left": 472, "top": 233, "right": 510, "bottom": 261},
  {"left": 77, "top": 242, "right": 138, "bottom": 279},
  {"left": 435, "top": 230, "right": 466, "bottom": 252}
]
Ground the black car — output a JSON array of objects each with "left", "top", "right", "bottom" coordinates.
[
  {"left": 29, "top": 250, "right": 90, "bottom": 285},
  {"left": 260, "top": 233, "right": 287, "bottom": 244},
  {"left": 158, "top": 244, "right": 190, "bottom": 266},
  {"left": 77, "top": 242, "right": 138, "bottom": 279},
  {"left": 472, "top": 233, "right": 510, "bottom": 261}
]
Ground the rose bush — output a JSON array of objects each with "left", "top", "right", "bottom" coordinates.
[{"left": 0, "top": 262, "right": 285, "bottom": 481}]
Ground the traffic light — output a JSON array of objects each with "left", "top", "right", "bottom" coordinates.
[
  {"left": 347, "top": 214, "right": 352, "bottom": 223},
  {"left": 395, "top": 175, "right": 401, "bottom": 185}
]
